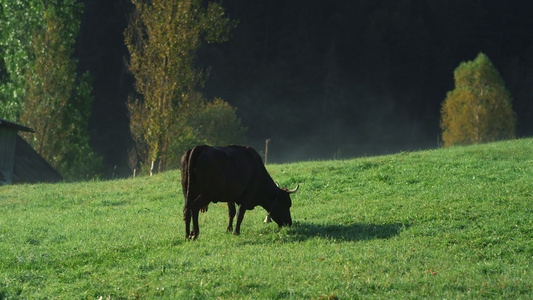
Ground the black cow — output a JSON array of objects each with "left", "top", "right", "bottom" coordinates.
[{"left": 181, "top": 145, "right": 298, "bottom": 239}]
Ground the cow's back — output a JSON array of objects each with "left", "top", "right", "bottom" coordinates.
[{"left": 188, "top": 145, "right": 271, "bottom": 206}]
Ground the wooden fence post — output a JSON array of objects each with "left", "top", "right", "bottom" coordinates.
[{"left": 265, "top": 139, "right": 271, "bottom": 165}]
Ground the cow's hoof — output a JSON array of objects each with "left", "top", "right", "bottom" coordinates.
[{"left": 186, "top": 233, "right": 198, "bottom": 240}]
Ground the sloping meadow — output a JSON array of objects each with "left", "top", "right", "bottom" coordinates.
[{"left": 1, "top": 139, "right": 532, "bottom": 298}]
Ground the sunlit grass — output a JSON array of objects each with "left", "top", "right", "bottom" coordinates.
[{"left": 1, "top": 138, "right": 532, "bottom": 298}]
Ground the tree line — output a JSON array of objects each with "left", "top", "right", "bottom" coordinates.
[
  {"left": 0, "top": 0, "right": 245, "bottom": 179},
  {"left": 0, "top": 0, "right": 517, "bottom": 180}
]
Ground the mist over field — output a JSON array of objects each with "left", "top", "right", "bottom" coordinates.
[
  {"left": 229, "top": 84, "right": 439, "bottom": 163},
  {"left": 245, "top": 112, "right": 436, "bottom": 164}
]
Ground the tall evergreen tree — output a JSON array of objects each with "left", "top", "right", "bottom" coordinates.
[{"left": 440, "top": 53, "right": 516, "bottom": 147}]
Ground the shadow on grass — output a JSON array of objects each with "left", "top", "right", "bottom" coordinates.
[{"left": 287, "top": 221, "right": 409, "bottom": 242}]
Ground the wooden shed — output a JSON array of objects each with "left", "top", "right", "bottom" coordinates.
[{"left": 0, "top": 118, "right": 62, "bottom": 185}]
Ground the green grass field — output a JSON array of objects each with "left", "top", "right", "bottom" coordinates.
[{"left": 1, "top": 139, "right": 532, "bottom": 299}]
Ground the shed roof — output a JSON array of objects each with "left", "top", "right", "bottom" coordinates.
[
  {"left": 13, "top": 135, "right": 62, "bottom": 184},
  {"left": 0, "top": 118, "right": 34, "bottom": 132},
  {"left": 0, "top": 118, "right": 61, "bottom": 184}
]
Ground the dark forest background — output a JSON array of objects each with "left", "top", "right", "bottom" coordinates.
[{"left": 77, "top": 0, "right": 533, "bottom": 176}]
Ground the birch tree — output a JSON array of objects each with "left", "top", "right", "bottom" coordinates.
[{"left": 440, "top": 53, "right": 516, "bottom": 146}]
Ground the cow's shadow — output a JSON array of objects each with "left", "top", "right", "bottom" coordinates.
[{"left": 285, "top": 221, "right": 409, "bottom": 242}]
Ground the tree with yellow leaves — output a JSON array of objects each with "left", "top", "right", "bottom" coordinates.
[
  {"left": 125, "top": 0, "right": 243, "bottom": 174},
  {"left": 440, "top": 53, "right": 516, "bottom": 147}
]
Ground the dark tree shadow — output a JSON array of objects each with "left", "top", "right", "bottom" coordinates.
[{"left": 286, "top": 221, "right": 410, "bottom": 242}]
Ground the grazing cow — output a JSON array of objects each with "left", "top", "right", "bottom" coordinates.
[{"left": 181, "top": 145, "right": 298, "bottom": 239}]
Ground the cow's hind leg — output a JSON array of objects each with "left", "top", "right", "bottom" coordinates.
[
  {"left": 191, "top": 208, "right": 200, "bottom": 239},
  {"left": 183, "top": 208, "right": 192, "bottom": 239},
  {"left": 227, "top": 202, "right": 236, "bottom": 232},
  {"left": 184, "top": 195, "right": 209, "bottom": 239}
]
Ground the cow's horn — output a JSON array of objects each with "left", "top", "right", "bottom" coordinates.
[
  {"left": 275, "top": 181, "right": 280, "bottom": 188},
  {"left": 288, "top": 184, "right": 299, "bottom": 194}
]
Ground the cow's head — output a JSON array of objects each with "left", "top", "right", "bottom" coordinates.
[{"left": 269, "top": 184, "right": 299, "bottom": 227}]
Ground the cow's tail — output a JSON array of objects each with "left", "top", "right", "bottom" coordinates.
[{"left": 184, "top": 145, "right": 205, "bottom": 212}]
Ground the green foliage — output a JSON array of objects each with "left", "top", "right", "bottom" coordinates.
[
  {"left": 0, "top": 0, "right": 102, "bottom": 180},
  {"left": 54, "top": 72, "right": 103, "bottom": 180},
  {"left": 1, "top": 0, "right": 82, "bottom": 118},
  {"left": 168, "top": 96, "right": 247, "bottom": 166},
  {"left": 191, "top": 98, "right": 247, "bottom": 145},
  {"left": 0, "top": 0, "right": 42, "bottom": 119},
  {"left": 1, "top": 138, "right": 532, "bottom": 298},
  {"left": 441, "top": 53, "right": 516, "bottom": 147}
]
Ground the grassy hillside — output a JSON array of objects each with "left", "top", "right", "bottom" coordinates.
[{"left": 1, "top": 139, "right": 532, "bottom": 299}]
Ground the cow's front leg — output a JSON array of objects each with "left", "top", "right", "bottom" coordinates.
[
  {"left": 227, "top": 202, "right": 236, "bottom": 232},
  {"left": 233, "top": 204, "right": 247, "bottom": 235}
]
